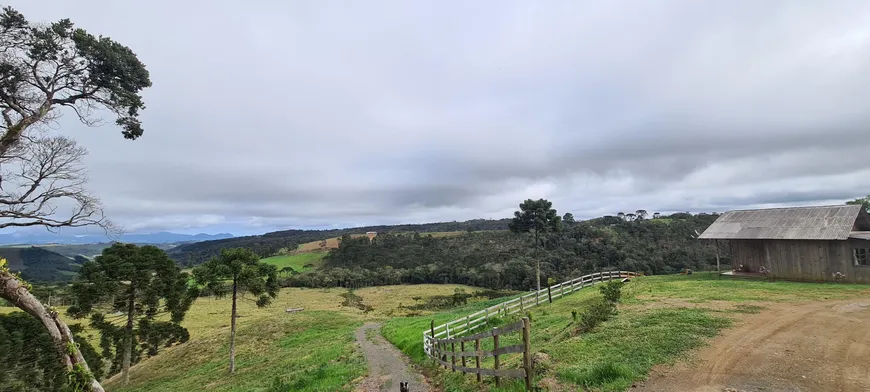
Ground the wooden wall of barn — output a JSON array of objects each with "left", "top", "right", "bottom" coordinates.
[{"left": 730, "top": 239, "right": 870, "bottom": 283}]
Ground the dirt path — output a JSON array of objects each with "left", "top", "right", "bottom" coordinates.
[
  {"left": 355, "top": 322, "right": 430, "bottom": 392},
  {"left": 637, "top": 299, "right": 870, "bottom": 392}
]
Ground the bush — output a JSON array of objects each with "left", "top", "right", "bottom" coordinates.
[
  {"left": 575, "top": 298, "right": 615, "bottom": 334},
  {"left": 599, "top": 280, "right": 624, "bottom": 303}
]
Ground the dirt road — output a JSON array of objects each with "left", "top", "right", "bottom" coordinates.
[
  {"left": 637, "top": 300, "right": 870, "bottom": 392},
  {"left": 355, "top": 322, "right": 430, "bottom": 392}
]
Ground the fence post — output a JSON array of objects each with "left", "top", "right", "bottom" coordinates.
[
  {"left": 465, "top": 315, "right": 470, "bottom": 333},
  {"left": 451, "top": 341, "right": 456, "bottom": 372},
  {"left": 493, "top": 329, "right": 500, "bottom": 387},
  {"left": 523, "top": 317, "right": 532, "bottom": 391},
  {"left": 475, "top": 337, "right": 482, "bottom": 383},
  {"left": 561, "top": 282, "right": 565, "bottom": 297},
  {"left": 446, "top": 323, "right": 450, "bottom": 339},
  {"left": 429, "top": 320, "right": 435, "bottom": 359},
  {"left": 520, "top": 295, "right": 525, "bottom": 313},
  {"left": 484, "top": 307, "right": 489, "bottom": 323},
  {"left": 461, "top": 340, "right": 466, "bottom": 370},
  {"left": 547, "top": 285, "right": 552, "bottom": 303}
]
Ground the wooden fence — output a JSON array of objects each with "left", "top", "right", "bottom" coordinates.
[
  {"left": 423, "top": 271, "right": 638, "bottom": 357},
  {"left": 429, "top": 317, "right": 533, "bottom": 389}
]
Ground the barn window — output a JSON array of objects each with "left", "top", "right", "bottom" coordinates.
[{"left": 855, "top": 248, "right": 869, "bottom": 266}]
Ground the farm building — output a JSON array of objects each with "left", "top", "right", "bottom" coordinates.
[{"left": 699, "top": 204, "right": 870, "bottom": 283}]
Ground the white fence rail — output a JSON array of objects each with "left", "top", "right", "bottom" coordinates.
[{"left": 423, "top": 270, "right": 638, "bottom": 357}]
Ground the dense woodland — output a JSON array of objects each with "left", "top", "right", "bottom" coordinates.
[
  {"left": 168, "top": 219, "right": 511, "bottom": 265},
  {"left": 284, "top": 212, "right": 728, "bottom": 290}
]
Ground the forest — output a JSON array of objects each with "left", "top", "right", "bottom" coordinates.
[
  {"left": 168, "top": 218, "right": 511, "bottom": 265},
  {"left": 283, "top": 211, "right": 728, "bottom": 290}
]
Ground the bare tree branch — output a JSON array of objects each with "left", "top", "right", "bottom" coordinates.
[{"left": 0, "top": 135, "right": 112, "bottom": 231}]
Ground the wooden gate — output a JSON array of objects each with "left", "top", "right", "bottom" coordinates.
[{"left": 428, "top": 317, "right": 532, "bottom": 390}]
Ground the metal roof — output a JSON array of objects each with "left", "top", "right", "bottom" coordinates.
[{"left": 698, "top": 205, "right": 864, "bottom": 240}]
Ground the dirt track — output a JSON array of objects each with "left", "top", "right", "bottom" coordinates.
[
  {"left": 355, "top": 322, "right": 430, "bottom": 392},
  {"left": 637, "top": 300, "right": 870, "bottom": 392}
]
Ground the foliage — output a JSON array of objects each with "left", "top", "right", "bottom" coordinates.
[
  {"left": 193, "top": 247, "right": 278, "bottom": 373},
  {"left": 598, "top": 280, "right": 624, "bottom": 303},
  {"left": 169, "top": 219, "right": 510, "bottom": 265},
  {"left": 574, "top": 297, "right": 616, "bottom": 334},
  {"left": 286, "top": 212, "right": 724, "bottom": 291},
  {"left": 509, "top": 198, "right": 563, "bottom": 247},
  {"left": 0, "top": 311, "right": 102, "bottom": 391},
  {"left": 0, "top": 6, "right": 151, "bottom": 146},
  {"left": 67, "top": 243, "right": 195, "bottom": 381},
  {"left": 847, "top": 194, "right": 870, "bottom": 213}
]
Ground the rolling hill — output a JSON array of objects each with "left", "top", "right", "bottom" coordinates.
[
  {"left": 168, "top": 219, "right": 510, "bottom": 266},
  {"left": 0, "top": 247, "right": 83, "bottom": 282}
]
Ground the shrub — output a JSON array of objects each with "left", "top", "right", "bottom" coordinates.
[
  {"left": 575, "top": 298, "right": 615, "bottom": 334},
  {"left": 599, "top": 280, "right": 624, "bottom": 303}
]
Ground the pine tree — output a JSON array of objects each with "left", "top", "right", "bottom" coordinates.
[
  {"left": 68, "top": 243, "right": 195, "bottom": 384},
  {"left": 193, "top": 248, "right": 278, "bottom": 374}
]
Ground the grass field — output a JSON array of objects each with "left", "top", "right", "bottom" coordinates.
[
  {"left": 383, "top": 273, "right": 870, "bottom": 391},
  {"left": 260, "top": 252, "right": 326, "bottom": 271},
  {"left": 92, "top": 284, "right": 486, "bottom": 392}
]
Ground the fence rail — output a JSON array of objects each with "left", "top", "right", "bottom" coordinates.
[
  {"left": 429, "top": 317, "right": 533, "bottom": 389},
  {"left": 423, "top": 270, "right": 638, "bottom": 357}
]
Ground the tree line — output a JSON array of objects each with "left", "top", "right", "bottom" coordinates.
[{"left": 282, "top": 206, "right": 727, "bottom": 291}]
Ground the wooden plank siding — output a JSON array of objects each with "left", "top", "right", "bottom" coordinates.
[{"left": 730, "top": 239, "right": 870, "bottom": 283}]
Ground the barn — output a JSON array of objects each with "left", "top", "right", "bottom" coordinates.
[{"left": 698, "top": 205, "right": 870, "bottom": 283}]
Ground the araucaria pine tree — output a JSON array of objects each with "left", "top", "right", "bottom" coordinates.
[
  {"left": 193, "top": 248, "right": 278, "bottom": 374},
  {"left": 68, "top": 243, "right": 196, "bottom": 385}
]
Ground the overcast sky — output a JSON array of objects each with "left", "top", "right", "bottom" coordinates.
[{"left": 6, "top": 1, "right": 870, "bottom": 235}]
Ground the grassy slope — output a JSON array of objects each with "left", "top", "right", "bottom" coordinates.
[
  {"left": 383, "top": 273, "right": 870, "bottom": 391},
  {"left": 98, "top": 284, "right": 485, "bottom": 392},
  {"left": 260, "top": 252, "right": 326, "bottom": 271}
]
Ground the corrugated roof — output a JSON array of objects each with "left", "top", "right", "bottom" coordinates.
[{"left": 698, "top": 205, "right": 864, "bottom": 240}]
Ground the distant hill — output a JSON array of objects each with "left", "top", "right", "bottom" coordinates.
[
  {"left": 168, "top": 219, "right": 510, "bottom": 265},
  {"left": 0, "top": 247, "right": 82, "bottom": 282},
  {"left": 0, "top": 231, "right": 234, "bottom": 246}
]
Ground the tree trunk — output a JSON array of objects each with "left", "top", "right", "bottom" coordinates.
[
  {"left": 534, "top": 231, "right": 541, "bottom": 293},
  {"left": 229, "top": 278, "right": 237, "bottom": 374},
  {"left": 0, "top": 271, "right": 105, "bottom": 392},
  {"left": 121, "top": 285, "right": 135, "bottom": 385}
]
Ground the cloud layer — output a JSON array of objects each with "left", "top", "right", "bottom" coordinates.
[{"left": 8, "top": 0, "right": 870, "bottom": 234}]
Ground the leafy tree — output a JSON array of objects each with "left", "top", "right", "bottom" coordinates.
[
  {"left": 617, "top": 212, "right": 625, "bottom": 220},
  {"left": 653, "top": 212, "right": 661, "bottom": 219},
  {"left": 625, "top": 213, "right": 637, "bottom": 222},
  {"left": 847, "top": 195, "right": 870, "bottom": 213},
  {"left": 0, "top": 7, "right": 151, "bottom": 391},
  {"left": 508, "top": 198, "right": 562, "bottom": 292},
  {"left": 563, "top": 212, "right": 575, "bottom": 225},
  {"left": 0, "top": 6, "right": 150, "bottom": 156},
  {"left": 635, "top": 210, "right": 648, "bottom": 220},
  {"left": 193, "top": 248, "right": 278, "bottom": 374},
  {"left": 0, "top": 311, "right": 103, "bottom": 391},
  {"left": 67, "top": 244, "right": 195, "bottom": 385}
]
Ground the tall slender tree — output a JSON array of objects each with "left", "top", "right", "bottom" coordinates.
[
  {"left": 509, "top": 199, "right": 562, "bottom": 292},
  {"left": 193, "top": 248, "right": 278, "bottom": 374},
  {"left": 68, "top": 244, "right": 195, "bottom": 385},
  {"left": 636, "top": 210, "right": 649, "bottom": 220}
]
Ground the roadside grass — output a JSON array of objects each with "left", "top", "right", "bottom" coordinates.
[
  {"left": 260, "top": 252, "right": 325, "bottom": 271},
  {"left": 383, "top": 273, "right": 870, "bottom": 391}
]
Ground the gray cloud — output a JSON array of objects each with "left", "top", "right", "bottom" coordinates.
[{"left": 5, "top": 0, "right": 870, "bottom": 234}]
